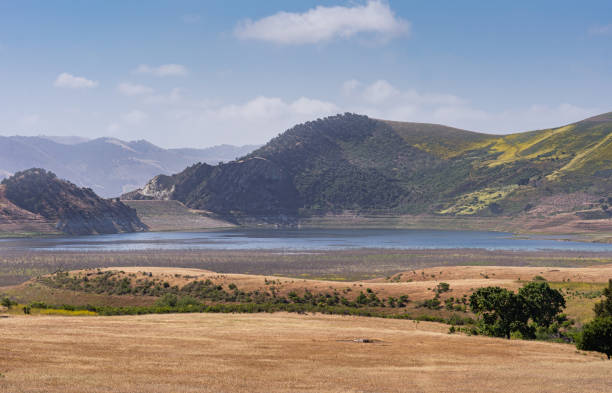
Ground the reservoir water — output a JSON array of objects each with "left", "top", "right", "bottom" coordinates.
[{"left": 1, "top": 228, "right": 612, "bottom": 252}]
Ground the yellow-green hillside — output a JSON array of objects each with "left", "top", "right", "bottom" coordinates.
[{"left": 124, "top": 112, "right": 612, "bottom": 222}]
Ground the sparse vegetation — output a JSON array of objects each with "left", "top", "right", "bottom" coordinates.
[{"left": 577, "top": 279, "right": 612, "bottom": 358}]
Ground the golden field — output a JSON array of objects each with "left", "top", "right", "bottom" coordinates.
[
  {"left": 1, "top": 312, "right": 611, "bottom": 393},
  {"left": 1, "top": 261, "right": 611, "bottom": 392}
]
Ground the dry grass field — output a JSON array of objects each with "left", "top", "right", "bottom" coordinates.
[
  {"left": 2, "top": 263, "right": 610, "bottom": 330},
  {"left": 2, "top": 254, "right": 612, "bottom": 392},
  {"left": 0, "top": 312, "right": 610, "bottom": 393}
]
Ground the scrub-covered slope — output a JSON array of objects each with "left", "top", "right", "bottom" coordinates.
[
  {"left": 124, "top": 112, "right": 612, "bottom": 224},
  {"left": 2, "top": 169, "right": 146, "bottom": 235}
]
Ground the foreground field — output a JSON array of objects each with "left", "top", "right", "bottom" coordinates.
[{"left": 0, "top": 312, "right": 609, "bottom": 393}]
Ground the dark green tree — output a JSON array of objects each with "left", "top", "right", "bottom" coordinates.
[
  {"left": 518, "top": 281, "right": 566, "bottom": 328},
  {"left": 577, "top": 279, "right": 612, "bottom": 358},
  {"left": 578, "top": 316, "right": 612, "bottom": 359},
  {"left": 469, "top": 287, "right": 532, "bottom": 339}
]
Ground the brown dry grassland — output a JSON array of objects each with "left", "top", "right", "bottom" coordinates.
[
  {"left": 2, "top": 249, "right": 612, "bottom": 392},
  {"left": 1, "top": 312, "right": 611, "bottom": 393}
]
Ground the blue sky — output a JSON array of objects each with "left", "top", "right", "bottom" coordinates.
[{"left": 0, "top": 0, "right": 611, "bottom": 148}]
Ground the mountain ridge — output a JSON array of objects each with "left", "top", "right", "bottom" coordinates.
[
  {"left": 0, "top": 136, "right": 258, "bottom": 197},
  {"left": 123, "top": 112, "right": 612, "bottom": 229}
]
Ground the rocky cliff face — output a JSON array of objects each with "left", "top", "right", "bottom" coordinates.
[{"left": 2, "top": 169, "right": 147, "bottom": 235}]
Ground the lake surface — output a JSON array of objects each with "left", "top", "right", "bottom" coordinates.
[{"left": 2, "top": 228, "right": 612, "bottom": 252}]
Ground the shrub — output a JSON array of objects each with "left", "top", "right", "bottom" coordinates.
[
  {"left": 577, "top": 316, "right": 612, "bottom": 359},
  {"left": 594, "top": 279, "right": 612, "bottom": 318},
  {"left": 577, "top": 279, "right": 612, "bottom": 358},
  {"left": 1, "top": 297, "right": 14, "bottom": 309},
  {"left": 156, "top": 293, "right": 178, "bottom": 307}
]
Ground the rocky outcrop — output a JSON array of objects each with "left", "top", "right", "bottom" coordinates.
[
  {"left": 123, "top": 157, "right": 300, "bottom": 220},
  {"left": 2, "top": 169, "right": 147, "bottom": 235}
]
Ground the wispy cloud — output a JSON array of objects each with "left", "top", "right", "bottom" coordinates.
[
  {"left": 342, "top": 79, "right": 599, "bottom": 133},
  {"left": 134, "top": 64, "right": 188, "bottom": 76},
  {"left": 53, "top": 72, "right": 98, "bottom": 88},
  {"left": 117, "top": 82, "right": 154, "bottom": 96},
  {"left": 235, "top": 0, "right": 409, "bottom": 45},
  {"left": 589, "top": 24, "right": 612, "bottom": 35},
  {"left": 122, "top": 109, "right": 148, "bottom": 125},
  {"left": 213, "top": 96, "right": 338, "bottom": 120}
]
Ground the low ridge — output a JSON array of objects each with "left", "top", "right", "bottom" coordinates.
[{"left": 2, "top": 168, "right": 146, "bottom": 235}]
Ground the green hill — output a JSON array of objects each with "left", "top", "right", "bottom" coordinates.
[{"left": 123, "top": 112, "right": 612, "bottom": 226}]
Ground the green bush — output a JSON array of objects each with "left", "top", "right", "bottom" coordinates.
[
  {"left": 577, "top": 316, "right": 612, "bottom": 359},
  {"left": 1, "top": 297, "right": 15, "bottom": 309},
  {"left": 469, "top": 282, "right": 565, "bottom": 339},
  {"left": 577, "top": 279, "right": 612, "bottom": 358}
]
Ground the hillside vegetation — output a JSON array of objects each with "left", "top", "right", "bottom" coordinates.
[
  {"left": 123, "top": 112, "right": 612, "bottom": 226},
  {"left": 1, "top": 168, "right": 146, "bottom": 235}
]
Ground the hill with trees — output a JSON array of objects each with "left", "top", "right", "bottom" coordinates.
[
  {"left": 123, "top": 112, "right": 612, "bottom": 228},
  {"left": 1, "top": 169, "right": 146, "bottom": 235}
]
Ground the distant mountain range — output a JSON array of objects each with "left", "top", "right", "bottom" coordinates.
[
  {"left": 0, "top": 135, "right": 258, "bottom": 197},
  {"left": 124, "top": 112, "right": 612, "bottom": 228},
  {"left": 1, "top": 168, "right": 145, "bottom": 235}
]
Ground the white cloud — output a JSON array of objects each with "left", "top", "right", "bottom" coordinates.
[
  {"left": 213, "top": 96, "right": 338, "bottom": 120},
  {"left": 362, "top": 79, "right": 400, "bottom": 103},
  {"left": 54, "top": 72, "right": 99, "bottom": 88},
  {"left": 342, "top": 79, "right": 362, "bottom": 96},
  {"left": 153, "top": 95, "right": 339, "bottom": 146},
  {"left": 341, "top": 79, "right": 599, "bottom": 133},
  {"left": 235, "top": 0, "right": 409, "bottom": 44},
  {"left": 117, "top": 82, "right": 154, "bottom": 96},
  {"left": 71, "top": 78, "right": 600, "bottom": 148},
  {"left": 121, "top": 110, "right": 148, "bottom": 125},
  {"left": 290, "top": 97, "right": 338, "bottom": 115},
  {"left": 134, "top": 64, "right": 188, "bottom": 76},
  {"left": 589, "top": 24, "right": 612, "bottom": 35}
]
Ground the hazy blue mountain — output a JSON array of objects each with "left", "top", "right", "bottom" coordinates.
[{"left": 0, "top": 135, "right": 258, "bottom": 197}]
